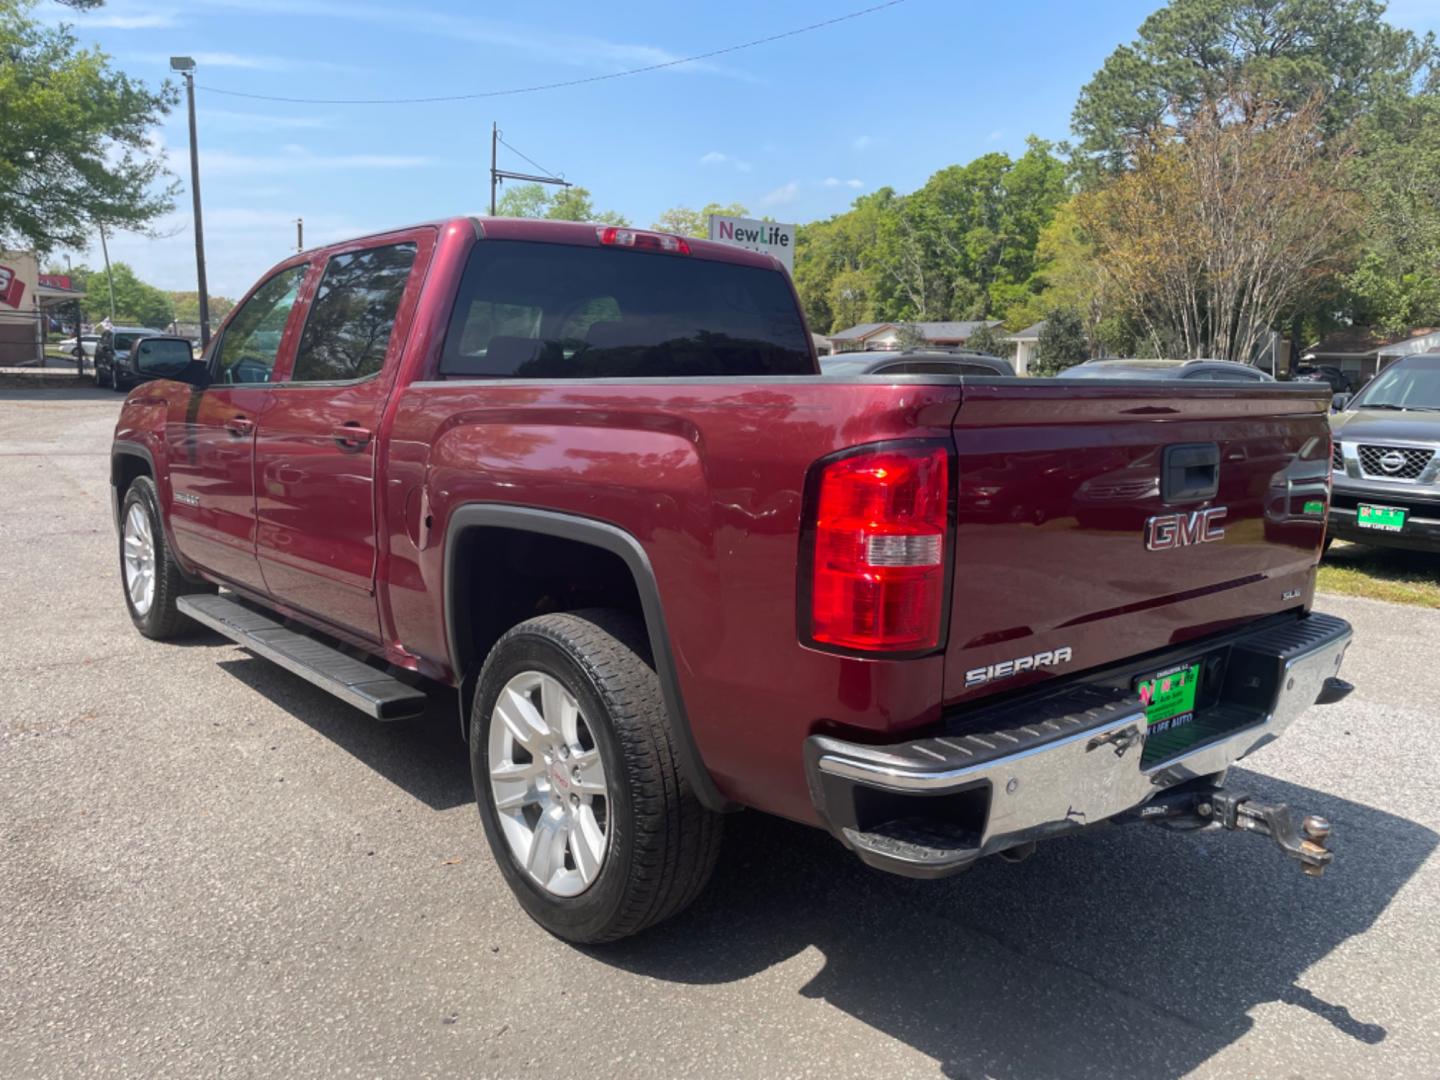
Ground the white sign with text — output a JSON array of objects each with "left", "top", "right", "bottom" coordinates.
[{"left": 707, "top": 215, "right": 795, "bottom": 272}]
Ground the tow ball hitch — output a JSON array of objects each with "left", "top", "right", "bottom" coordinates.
[{"left": 1128, "top": 787, "right": 1335, "bottom": 877}]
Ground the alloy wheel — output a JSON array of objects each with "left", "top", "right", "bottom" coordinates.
[
  {"left": 487, "top": 670, "right": 610, "bottom": 897},
  {"left": 122, "top": 502, "right": 157, "bottom": 616}
]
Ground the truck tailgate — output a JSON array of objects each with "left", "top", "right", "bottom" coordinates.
[{"left": 943, "top": 380, "right": 1332, "bottom": 708}]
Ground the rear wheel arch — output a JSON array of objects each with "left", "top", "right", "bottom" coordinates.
[{"left": 443, "top": 504, "right": 732, "bottom": 812}]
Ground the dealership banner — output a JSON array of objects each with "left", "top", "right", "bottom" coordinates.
[{"left": 707, "top": 215, "right": 796, "bottom": 273}]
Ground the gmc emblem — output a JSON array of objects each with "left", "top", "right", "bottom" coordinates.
[{"left": 1145, "top": 507, "right": 1227, "bottom": 550}]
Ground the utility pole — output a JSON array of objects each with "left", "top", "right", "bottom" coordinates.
[
  {"left": 97, "top": 221, "right": 117, "bottom": 322},
  {"left": 295, "top": 217, "right": 304, "bottom": 253},
  {"left": 489, "top": 121, "right": 573, "bottom": 216},
  {"left": 171, "top": 56, "right": 211, "bottom": 348}
]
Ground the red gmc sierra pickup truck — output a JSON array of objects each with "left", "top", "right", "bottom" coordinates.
[{"left": 112, "top": 217, "right": 1354, "bottom": 943}]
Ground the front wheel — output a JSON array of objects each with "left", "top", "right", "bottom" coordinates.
[
  {"left": 94, "top": 365, "right": 111, "bottom": 389},
  {"left": 119, "top": 476, "right": 210, "bottom": 639},
  {"left": 471, "top": 610, "right": 722, "bottom": 943}
]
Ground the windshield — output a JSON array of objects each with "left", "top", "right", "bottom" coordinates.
[
  {"left": 1351, "top": 360, "right": 1440, "bottom": 411},
  {"left": 439, "top": 240, "right": 814, "bottom": 378}
]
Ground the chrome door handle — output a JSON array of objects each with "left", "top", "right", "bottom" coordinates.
[{"left": 333, "top": 423, "right": 372, "bottom": 449}]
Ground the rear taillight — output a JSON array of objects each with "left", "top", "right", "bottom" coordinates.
[
  {"left": 595, "top": 226, "right": 690, "bottom": 254},
  {"left": 805, "top": 444, "right": 950, "bottom": 654}
]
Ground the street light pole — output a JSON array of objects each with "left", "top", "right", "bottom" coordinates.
[{"left": 171, "top": 56, "right": 211, "bottom": 348}]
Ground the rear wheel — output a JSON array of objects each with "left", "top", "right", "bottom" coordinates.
[
  {"left": 94, "top": 365, "right": 111, "bottom": 389},
  {"left": 119, "top": 476, "right": 210, "bottom": 639},
  {"left": 471, "top": 610, "right": 722, "bottom": 943}
]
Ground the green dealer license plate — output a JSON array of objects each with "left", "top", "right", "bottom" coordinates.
[
  {"left": 1357, "top": 503, "right": 1406, "bottom": 532},
  {"left": 1136, "top": 662, "right": 1201, "bottom": 734}
]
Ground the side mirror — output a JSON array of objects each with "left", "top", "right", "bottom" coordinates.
[
  {"left": 134, "top": 341, "right": 208, "bottom": 387},
  {"left": 1331, "top": 393, "right": 1351, "bottom": 412}
]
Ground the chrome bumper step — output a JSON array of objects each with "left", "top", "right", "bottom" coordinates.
[
  {"left": 806, "top": 612, "right": 1353, "bottom": 878},
  {"left": 178, "top": 594, "right": 427, "bottom": 720}
]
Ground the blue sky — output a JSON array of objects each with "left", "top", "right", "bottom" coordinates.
[{"left": 42, "top": 0, "right": 1440, "bottom": 299}]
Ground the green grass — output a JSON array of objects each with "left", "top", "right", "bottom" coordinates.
[{"left": 1317, "top": 540, "right": 1440, "bottom": 608}]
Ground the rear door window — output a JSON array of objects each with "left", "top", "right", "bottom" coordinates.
[
  {"left": 291, "top": 242, "right": 418, "bottom": 383},
  {"left": 438, "top": 240, "right": 812, "bottom": 378}
]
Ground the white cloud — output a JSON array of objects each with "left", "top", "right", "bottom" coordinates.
[
  {"left": 128, "top": 51, "right": 352, "bottom": 73},
  {"left": 54, "top": 4, "right": 179, "bottom": 29},
  {"left": 169, "top": 145, "right": 431, "bottom": 176},
  {"left": 852, "top": 135, "right": 877, "bottom": 151},
  {"left": 199, "top": 109, "right": 331, "bottom": 132},
  {"left": 760, "top": 181, "right": 801, "bottom": 207},
  {"left": 162, "top": 144, "right": 426, "bottom": 177},
  {"left": 845, "top": 178, "right": 864, "bottom": 189},
  {"left": 823, "top": 177, "right": 863, "bottom": 189},
  {"left": 700, "top": 150, "right": 753, "bottom": 173},
  {"left": 986, "top": 129, "right": 1004, "bottom": 143},
  {"left": 189, "top": 0, "right": 758, "bottom": 82},
  {"left": 823, "top": 177, "right": 840, "bottom": 187}
]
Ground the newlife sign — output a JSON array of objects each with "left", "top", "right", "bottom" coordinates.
[{"left": 707, "top": 215, "right": 795, "bottom": 273}]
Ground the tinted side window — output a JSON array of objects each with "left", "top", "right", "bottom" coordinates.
[
  {"left": 291, "top": 243, "right": 418, "bottom": 383},
  {"left": 438, "top": 240, "right": 812, "bottom": 379},
  {"left": 216, "top": 265, "right": 306, "bottom": 385}
]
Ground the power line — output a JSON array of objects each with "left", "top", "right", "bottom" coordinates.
[
  {"left": 196, "top": 1, "right": 907, "bottom": 105},
  {"left": 497, "top": 134, "right": 562, "bottom": 180}
]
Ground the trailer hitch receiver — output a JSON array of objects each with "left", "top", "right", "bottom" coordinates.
[
  {"left": 1125, "top": 785, "right": 1335, "bottom": 877},
  {"left": 1203, "top": 791, "right": 1334, "bottom": 877}
]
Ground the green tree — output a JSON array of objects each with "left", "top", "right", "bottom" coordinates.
[
  {"left": 894, "top": 323, "right": 928, "bottom": 349},
  {"left": 1034, "top": 307, "right": 1089, "bottom": 373},
  {"left": 651, "top": 202, "right": 749, "bottom": 238},
  {"left": 495, "top": 182, "right": 551, "bottom": 218},
  {"left": 168, "top": 291, "right": 234, "bottom": 325},
  {"left": 493, "top": 183, "right": 627, "bottom": 225},
  {"left": 1344, "top": 90, "right": 1440, "bottom": 332},
  {"left": 963, "top": 322, "right": 1014, "bottom": 358},
  {"left": 546, "top": 186, "right": 628, "bottom": 226},
  {"left": 74, "top": 262, "right": 171, "bottom": 326},
  {"left": 793, "top": 141, "right": 1067, "bottom": 332},
  {"left": 1071, "top": 0, "right": 1433, "bottom": 177},
  {"left": 0, "top": 0, "right": 177, "bottom": 254}
]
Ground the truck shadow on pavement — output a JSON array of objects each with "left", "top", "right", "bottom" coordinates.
[
  {"left": 216, "top": 657, "right": 472, "bottom": 811},
  {"left": 601, "top": 770, "right": 1435, "bottom": 1079},
  {"left": 196, "top": 656, "right": 1434, "bottom": 1076}
]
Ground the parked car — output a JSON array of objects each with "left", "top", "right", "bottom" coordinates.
[
  {"left": 820, "top": 349, "right": 1015, "bottom": 377},
  {"left": 1328, "top": 352, "right": 1440, "bottom": 552},
  {"left": 110, "top": 217, "right": 1351, "bottom": 943},
  {"left": 1064, "top": 358, "right": 1275, "bottom": 381},
  {"left": 95, "top": 326, "right": 163, "bottom": 391},
  {"left": 57, "top": 334, "right": 101, "bottom": 360},
  {"left": 1294, "top": 364, "right": 1354, "bottom": 394}
]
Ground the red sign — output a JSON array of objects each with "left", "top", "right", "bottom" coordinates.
[
  {"left": 39, "top": 273, "right": 72, "bottom": 290},
  {"left": 0, "top": 265, "right": 25, "bottom": 309}
]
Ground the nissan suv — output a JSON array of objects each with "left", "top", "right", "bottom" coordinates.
[{"left": 1329, "top": 352, "right": 1440, "bottom": 552}]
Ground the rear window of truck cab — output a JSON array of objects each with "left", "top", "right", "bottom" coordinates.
[{"left": 438, "top": 240, "right": 813, "bottom": 379}]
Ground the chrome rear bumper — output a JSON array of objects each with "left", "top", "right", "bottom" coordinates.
[{"left": 805, "top": 612, "right": 1353, "bottom": 878}]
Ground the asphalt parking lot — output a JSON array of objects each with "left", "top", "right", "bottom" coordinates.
[{"left": 3, "top": 389, "right": 1439, "bottom": 1080}]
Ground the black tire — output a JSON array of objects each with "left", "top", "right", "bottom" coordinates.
[
  {"left": 471, "top": 610, "right": 722, "bottom": 944},
  {"left": 1322, "top": 535, "right": 1335, "bottom": 555},
  {"left": 95, "top": 365, "right": 111, "bottom": 389},
  {"left": 118, "top": 475, "right": 210, "bottom": 639},
  {"left": 112, "top": 373, "right": 127, "bottom": 393}
]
